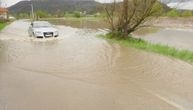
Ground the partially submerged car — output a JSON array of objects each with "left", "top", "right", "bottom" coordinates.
[{"left": 28, "top": 21, "right": 59, "bottom": 38}]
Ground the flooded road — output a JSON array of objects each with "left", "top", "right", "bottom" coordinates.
[
  {"left": 1, "top": 20, "right": 193, "bottom": 110},
  {"left": 136, "top": 28, "right": 193, "bottom": 51}
]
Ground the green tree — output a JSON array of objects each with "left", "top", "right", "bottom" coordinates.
[
  {"left": 36, "top": 10, "right": 49, "bottom": 18},
  {"left": 166, "top": 9, "right": 180, "bottom": 17},
  {"left": 73, "top": 11, "right": 82, "bottom": 18},
  {"left": 16, "top": 13, "right": 30, "bottom": 19},
  {"left": 54, "top": 10, "right": 65, "bottom": 17}
]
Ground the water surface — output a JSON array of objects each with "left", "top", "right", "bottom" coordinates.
[
  {"left": 0, "top": 20, "right": 193, "bottom": 110},
  {"left": 136, "top": 28, "right": 193, "bottom": 51}
]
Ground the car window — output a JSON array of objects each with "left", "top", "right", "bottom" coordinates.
[{"left": 33, "top": 22, "right": 52, "bottom": 28}]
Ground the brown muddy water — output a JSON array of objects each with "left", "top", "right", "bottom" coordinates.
[
  {"left": 46, "top": 18, "right": 193, "bottom": 51},
  {"left": 0, "top": 20, "right": 193, "bottom": 110},
  {"left": 42, "top": 18, "right": 109, "bottom": 29},
  {"left": 135, "top": 28, "right": 193, "bottom": 51}
]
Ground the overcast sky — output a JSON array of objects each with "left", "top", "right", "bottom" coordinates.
[{"left": 1, "top": 0, "right": 21, "bottom": 7}]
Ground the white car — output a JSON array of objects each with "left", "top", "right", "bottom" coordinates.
[{"left": 28, "top": 21, "right": 59, "bottom": 38}]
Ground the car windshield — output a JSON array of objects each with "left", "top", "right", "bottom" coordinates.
[{"left": 33, "top": 22, "right": 52, "bottom": 28}]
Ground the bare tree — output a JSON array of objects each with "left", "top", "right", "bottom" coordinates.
[
  {"left": 105, "top": 0, "right": 162, "bottom": 38},
  {"left": 104, "top": 0, "right": 117, "bottom": 31}
]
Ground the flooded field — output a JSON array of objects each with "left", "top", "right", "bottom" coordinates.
[
  {"left": 45, "top": 18, "right": 193, "bottom": 51},
  {"left": 42, "top": 18, "right": 108, "bottom": 29},
  {"left": 136, "top": 28, "right": 193, "bottom": 51},
  {"left": 0, "top": 20, "right": 193, "bottom": 110}
]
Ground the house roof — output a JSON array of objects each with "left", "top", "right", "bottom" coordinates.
[{"left": 0, "top": 8, "right": 8, "bottom": 14}]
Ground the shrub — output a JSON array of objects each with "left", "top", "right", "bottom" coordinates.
[
  {"left": 73, "top": 11, "right": 81, "bottom": 18},
  {"left": 36, "top": 10, "right": 49, "bottom": 18},
  {"left": 181, "top": 10, "right": 193, "bottom": 17},
  {"left": 16, "top": 13, "right": 30, "bottom": 19},
  {"left": 166, "top": 9, "right": 181, "bottom": 17}
]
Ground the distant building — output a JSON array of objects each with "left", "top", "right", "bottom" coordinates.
[{"left": 0, "top": 8, "right": 8, "bottom": 20}]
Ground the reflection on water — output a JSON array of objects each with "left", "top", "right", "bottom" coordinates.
[{"left": 0, "top": 20, "right": 193, "bottom": 110}]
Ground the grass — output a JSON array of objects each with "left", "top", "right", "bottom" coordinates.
[
  {"left": 98, "top": 34, "right": 193, "bottom": 64},
  {"left": 0, "top": 23, "right": 7, "bottom": 31}
]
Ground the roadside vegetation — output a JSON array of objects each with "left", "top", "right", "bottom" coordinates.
[
  {"left": 99, "top": 34, "right": 193, "bottom": 63},
  {"left": 0, "top": 23, "right": 7, "bottom": 31},
  {"left": 164, "top": 9, "right": 193, "bottom": 17},
  {"left": 15, "top": 10, "right": 105, "bottom": 20}
]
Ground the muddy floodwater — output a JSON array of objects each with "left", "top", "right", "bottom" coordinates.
[
  {"left": 1, "top": 20, "right": 193, "bottom": 110},
  {"left": 42, "top": 18, "right": 108, "bottom": 29},
  {"left": 46, "top": 18, "right": 193, "bottom": 51},
  {"left": 135, "top": 28, "right": 193, "bottom": 51}
]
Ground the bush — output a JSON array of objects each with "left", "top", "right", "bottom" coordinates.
[
  {"left": 181, "top": 10, "right": 193, "bottom": 17},
  {"left": 73, "top": 11, "right": 82, "bottom": 18},
  {"left": 36, "top": 10, "right": 49, "bottom": 18},
  {"left": 0, "top": 23, "right": 6, "bottom": 31},
  {"left": 16, "top": 13, "right": 30, "bottom": 19},
  {"left": 166, "top": 9, "right": 181, "bottom": 17}
]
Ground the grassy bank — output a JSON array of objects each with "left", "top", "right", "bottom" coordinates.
[
  {"left": 99, "top": 34, "right": 193, "bottom": 64},
  {"left": 0, "top": 23, "right": 6, "bottom": 31}
]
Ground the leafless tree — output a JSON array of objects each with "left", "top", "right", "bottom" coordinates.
[
  {"left": 105, "top": 0, "right": 162, "bottom": 38},
  {"left": 104, "top": 0, "right": 117, "bottom": 31}
]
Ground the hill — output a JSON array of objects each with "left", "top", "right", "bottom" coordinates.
[
  {"left": 9, "top": 0, "right": 171, "bottom": 15},
  {"left": 9, "top": 0, "right": 102, "bottom": 14}
]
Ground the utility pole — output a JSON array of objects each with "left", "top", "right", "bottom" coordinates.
[
  {"left": 29, "top": 0, "right": 34, "bottom": 21},
  {"left": 31, "top": 3, "right": 34, "bottom": 21}
]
